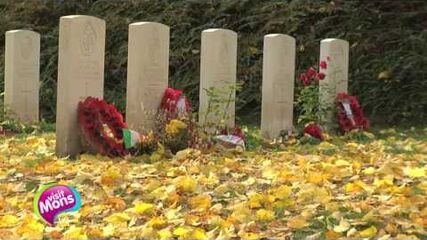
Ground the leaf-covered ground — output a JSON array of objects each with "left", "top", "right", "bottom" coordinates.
[{"left": 0, "top": 128, "right": 426, "bottom": 239}]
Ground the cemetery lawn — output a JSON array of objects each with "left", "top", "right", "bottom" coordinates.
[{"left": 0, "top": 127, "right": 425, "bottom": 239}]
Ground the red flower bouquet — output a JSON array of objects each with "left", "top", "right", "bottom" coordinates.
[
  {"left": 160, "top": 88, "right": 191, "bottom": 120},
  {"left": 297, "top": 58, "right": 329, "bottom": 124},
  {"left": 336, "top": 93, "right": 369, "bottom": 133},
  {"left": 303, "top": 123, "right": 324, "bottom": 141},
  {"left": 78, "top": 97, "right": 128, "bottom": 157},
  {"left": 298, "top": 61, "right": 327, "bottom": 86}
]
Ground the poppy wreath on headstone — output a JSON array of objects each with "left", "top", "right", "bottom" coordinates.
[
  {"left": 160, "top": 88, "right": 191, "bottom": 120},
  {"left": 78, "top": 97, "right": 128, "bottom": 157},
  {"left": 336, "top": 93, "right": 369, "bottom": 133}
]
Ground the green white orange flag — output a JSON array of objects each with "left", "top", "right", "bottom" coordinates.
[{"left": 122, "top": 128, "right": 141, "bottom": 149}]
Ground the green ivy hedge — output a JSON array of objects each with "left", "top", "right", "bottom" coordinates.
[{"left": 0, "top": 0, "right": 426, "bottom": 124}]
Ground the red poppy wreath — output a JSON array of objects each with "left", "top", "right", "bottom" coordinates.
[
  {"left": 78, "top": 97, "right": 128, "bottom": 157},
  {"left": 160, "top": 87, "right": 191, "bottom": 120},
  {"left": 336, "top": 93, "right": 369, "bottom": 133}
]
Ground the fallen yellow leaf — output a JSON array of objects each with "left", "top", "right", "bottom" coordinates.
[
  {"left": 191, "top": 228, "right": 207, "bottom": 239},
  {"left": 134, "top": 202, "right": 154, "bottom": 215},
  {"left": 100, "top": 166, "right": 123, "bottom": 186},
  {"left": 359, "top": 226, "right": 377, "bottom": 238},
  {"left": 158, "top": 228, "right": 173, "bottom": 239},
  {"left": 403, "top": 167, "right": 426, "bottom": 178},
  {"left": 333, "top": 218, "right": 350, "bottom": 233},
  {"left": 148, "top": 216, "right": 167, "bottom": 228},
  {"left": 85, "top": 226, "right": 103, "bottom": 239},
  {"left": 262, "top": 166, "right": 279, "bottom": 180},
  {"left": 0, "top": 215, "right": 19, "bottom": 228},
  {"left": 248, "top": 193, "right": 264, "bottom": 209},
  {"left": 344, "top": 182, "right": 364, "bottom": 193},
  {"left": 287, "top": 216, "right": 308, "bottom": 229},
  {"left": 231, "top": 204, "right": 252, "bottom": 223},
  {"left": 326, "top": 230, "right": 342, "bottom": 240},
  {"left": 189, "top": 194, "right": 211, "bottom": 211},
  {"left": 102, "top": 224, "right": 115, "bottom": 238},
  {"left": 63, "top": 226, "right": 88, "bottom": 240},
  {"left": 256, "top": 209, "right": 275, "bottom": 221},
  {"left": 272, "top": 185, "right": 292, "bottom": 199},
  {"left": 175, "top": 176, "right": 197, "bottom": 192},
  {"left": 173, "top": 226, "right": 192, "bottom": 237},
  {"left": 104, "top": 212, "right": 130, "bottom": 226},
  {"left": 15, "top": 214, "right": 44, "bottom": 240},
  {"left": 307, "top": 172, "right": 325, "bottom": 184},
  {"left": 239, "top": 232, "right": 260, "bottom": 239},
  {"left": 363, "top": 167, "right": 376, "bottom": 175}
]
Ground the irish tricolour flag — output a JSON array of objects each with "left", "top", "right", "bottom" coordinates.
[{"left": 122, "top": 129, "right": 141, "bottom": 149}]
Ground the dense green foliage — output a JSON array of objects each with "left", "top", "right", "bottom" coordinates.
[{"left": 0, "top": 0, "right": 426, "bottom": 124}]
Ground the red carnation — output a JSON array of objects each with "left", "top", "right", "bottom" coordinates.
[
  {"left": 319, "top": 60, "right": 327, "bottom": 69},
  {"left": 303, "top": 123, "right": 324, "bottom": 141},
  {"left": 299, "top": 73, "right": 310, "bottom": 86},
  {"left": 299, "top": 73, "right": 307, "bottom": 81},
  {"left": 306, "top": 67, "right": 317, "bottom": 78},
  {"left": 316, "top": 72, "right": 326, "bottom": 80}
]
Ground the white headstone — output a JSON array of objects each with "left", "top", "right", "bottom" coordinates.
[
  {"left": 261, "top": 34, "right": 295, "bottom": 139},
  {"left": 55, "top": 15, "right": 106, "bottom": 157},
  {"left": 4, "top": 30, "right": 40, "bottom": 123},
  {"left": 198, "top": 29, "right": 237, "bottom": 129},
  {"left": 126, "top": 22, "right": 169, "bottom": 133},
  {"left": 319, "top": 38, "right": 349, "bottom": 129}
]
